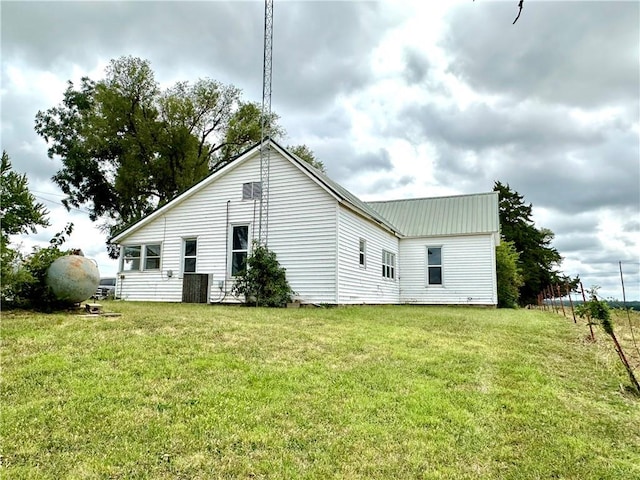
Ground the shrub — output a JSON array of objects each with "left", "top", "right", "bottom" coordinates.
[
  {"left": 2, "top": 224, "right": 73, "bottom": 310},
  {"left": 576, "top": 287, "right": 639, "bottom": 393},
  {"left": 496, "top": 240, "right": 523, "bottom": 308},
  {"left": 232, "top": 243, "right": 293, "bottom": 307}
]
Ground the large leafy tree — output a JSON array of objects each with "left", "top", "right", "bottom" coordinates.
[
  {"left": 494, "top": 181, "right": 572, "bottom": 305},
  {"left": 0, "top": 151, "right": 51, "bottom": 299},
  {"left": 34, "top": 56, "right": 285, "bottom": 254},
  {"left": 288, "top": 144, "right": 326, "bottom": 173}
]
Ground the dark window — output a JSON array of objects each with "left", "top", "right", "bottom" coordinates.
[
  {"left": 382, "top": 250, "right": 396, "bottom": 280},
  {"left": 359, "top": 239, "right": 366, "bottom": 267},
  {"left": 427, "top": 247, "right": 442, "bottom": 285},
  {"left": 145, "top": 244, "right": 161, "bottom": 270},
  {"left": 184, "top": 239, "right": 197, "bottom": 273},
  {"left": 231, "top": 225, "right": 249, "bottom": 276}
]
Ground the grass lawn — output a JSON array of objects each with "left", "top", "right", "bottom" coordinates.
[{"left": 1, "top": 303, "right": 639, "bottom": 479}]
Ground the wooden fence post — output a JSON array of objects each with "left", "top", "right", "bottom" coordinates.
[
  {"left": 580, "top": 281, "right": 595, "bottom": 341},
  {"left": 556, "top": 284, "right": 566, "bottom": 318},
  {"left": 566, "top": 283, "right": 576, "bottom": 323},
  {"left": 549, "top": 286, "right": 558, "bottom": 314}
]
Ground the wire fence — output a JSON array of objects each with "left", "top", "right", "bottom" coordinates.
[{"left": 533, "top": 263, "right": 640, "bottom": 392}]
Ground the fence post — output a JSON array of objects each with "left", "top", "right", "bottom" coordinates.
[
  {"left": 549, "top": 285, "right": 558, "bottom": 314},
  {"left": 566, "top": 283, "right": 576, "bottom": 323},
  {"left": 580, "top": 281, "right": 595, "bottom": 341},
  {"left": 619, "top": 261, "right": 640, "bottom": 357},
  {"left": 556, "top": 284, "right": 566, "bottom": 318}
]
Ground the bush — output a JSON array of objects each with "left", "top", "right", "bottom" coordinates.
[
  {"left": 496, "top": 240, "right": 523, "bottom": 308},
  {"left": 1, "top": 224, "right": 73, "bottom": 310},
  {"left": 576, "top": 287, "right": 640, "bottom": 393},
  {"left": 232, "top": 243, "right": 293, "bottom": 307}
]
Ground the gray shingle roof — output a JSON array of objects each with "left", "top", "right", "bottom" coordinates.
[{"left": 367, "top": 192, "right": 499, "bottom": 237}]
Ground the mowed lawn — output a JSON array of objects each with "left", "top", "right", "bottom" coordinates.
[{"left": 1, "top": 304, "right": 639, "bottom": 479}]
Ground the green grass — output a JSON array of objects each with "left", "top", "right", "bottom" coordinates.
[{"left": 1, "top": 304, "right": 639, "bottom": 479}]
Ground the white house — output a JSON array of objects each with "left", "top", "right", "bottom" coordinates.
[{"left": 110, "top": 140, "right": 500, "bottom": 305}]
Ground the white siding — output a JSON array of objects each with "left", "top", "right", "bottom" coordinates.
[
  {"left": 116, "top": 151, "right": 338, "bottom": 303},
  {"left": 336, "top": 207, "right": 400, "bottom": 304},
  {"left": 398, "top": 234, "right": 497, "bottom": 305}
]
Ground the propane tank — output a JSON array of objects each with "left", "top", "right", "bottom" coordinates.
[{"left": 46, "top": 255, "right": 100, "bottom": 304}]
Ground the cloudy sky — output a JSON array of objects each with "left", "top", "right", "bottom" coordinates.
[{"left": 2, "top": 0, "right": 639, "bottom": 300}]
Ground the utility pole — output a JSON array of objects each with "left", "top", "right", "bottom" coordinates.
[{"left": 258, "top": 0, "right": 274, "bottom": 246}]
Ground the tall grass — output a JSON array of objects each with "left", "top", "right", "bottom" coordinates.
[{"left": 2, "top": 304, "right": 638, "bottom": 479}]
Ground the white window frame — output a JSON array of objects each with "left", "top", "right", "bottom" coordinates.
[
  {"left": 144, "top": 244, "right": 162, "bottom": 270},
  {"left": 242, "top": 182, "right": 262, "bottom": 200},
  {"left": 426, "top": 246, "right": 443, "bottom": 286},
  {"left": 230, "top": 224, "right": 250, "bottom": 277},
  {"left": 382, "top": 250, "right": 396, "bottom": 280},
  {"left": 120, "top": 243, "right": 162, "bottom": 272},
  {"left": 183, "top": 238, "right": 198, "bottom": 273},
  {"left": 359, "top": 238, "right": 366, "bottom": 268},
  {"left": 121, "top": 245, "right": 141, "bottom": 271}
]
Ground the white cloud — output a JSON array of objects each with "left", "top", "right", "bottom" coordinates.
[{"left": 2, "top": 1, "right": 638, "bottom": 300}]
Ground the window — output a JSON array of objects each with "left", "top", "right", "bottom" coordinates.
[
  {"left": 122, "top": 244, "right": 162, "bottom": 271},
  {"left": 184, "top": 239, "right": 197, "bottom": 273},
  {"left": 427, "top": 247, "right": 442, "bottom": 285},
  {"left": 359, "top": 239, "right": 366, "bottom": 267},
  {"left": 144, "top": 244, "right": 161, "bottom": 270},
  {"left": 231, "top": 225, "right": 249, "bottom": 276},
  {"left": 382, "top": 250, "right": 396, "bottom": 280},
  {"left": 123, "top": 246, "right": 141, "bottom": 271},
  {"left": 242, "top": 182, "right": 262, "bottom": 200}
]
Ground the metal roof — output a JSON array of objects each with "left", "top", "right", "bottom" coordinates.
[
  {"left": 111, "top": 138, "right": 498, "bottom": 242},
  {"left": 367, "top": 192, "right": 500, "bottom": 237}
]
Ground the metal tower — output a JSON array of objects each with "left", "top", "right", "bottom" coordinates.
[{"left": 258, "top": 0, "right": 274, "bottom": 246}]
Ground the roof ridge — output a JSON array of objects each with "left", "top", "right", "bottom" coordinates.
[{"left": 366, "top": 191, "right": 497, "bottom": 204}]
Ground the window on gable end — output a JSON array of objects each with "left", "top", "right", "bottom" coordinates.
[
  {"left": 231, "top": 225, "right": 249, "bottom": 276},
  {"left": 242, "top": 182, "right": 262, "bottom": 200},
  {"left": 184, "top": 239, "right": 197, "bottom": 273},
  {"left": 144, "top": 244, "right": 161, "bottom": 270},
  {"left": 122, "top": 246, "right": 141, "bottom": 271}
]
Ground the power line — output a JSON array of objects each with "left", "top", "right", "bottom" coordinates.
[{"left": 33, "top": 194, "right": 91, "bottom": 215}]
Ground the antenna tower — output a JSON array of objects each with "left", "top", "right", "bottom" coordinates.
[{"left": 258, "top": 0, "right": 274, "bottom": 245}]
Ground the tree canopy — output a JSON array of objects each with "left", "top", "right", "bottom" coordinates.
[
  {"left": 288, "top": 144, "right": 326, "bottom": 173},
  {"left": 494, "top": 181, "right": 574, "bottom": 306},
  {"left": 35, "top": 56, "right": 317, "bottom": 256},
  {"left": 0, "top": 151, "right": 53, "bottom": 304},
  {"left": 1, "top": 151, "right": 50, "bottom": 238}
]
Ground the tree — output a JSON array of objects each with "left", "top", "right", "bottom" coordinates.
[
  {"left": 34, "top": 56, "right": 287, "bottom": 255},
  {"left": 495, "top": 240, "right": 523, "bottom": 308},
  {"left": 1, "top": 151, "right": 50, "bottom": 297},
  {"left": 0, "top": 151, "right": 50, "bottom": 237},
  {"left": 288, "top": 144, "right": 326, "bottom": 173},
  {"left": 4, "top": 224, "right": 75, "bottom": 311},
  {"left": 494, "top": 181, "right": 567, "bottom": 306}
]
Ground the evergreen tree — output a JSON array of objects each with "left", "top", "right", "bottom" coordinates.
[
  {"left": 494, "top": 181, "right": 569, "bottom": 305},
  {"left": 0, "top": 151, "right": 51, "bottom": 303}
]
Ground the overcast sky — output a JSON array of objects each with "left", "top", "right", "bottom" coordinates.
[{"left": 2, "top": 0, "right": 639, "bottom": 300}]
